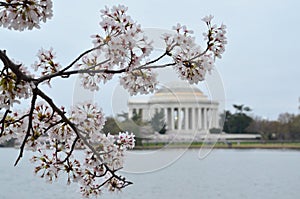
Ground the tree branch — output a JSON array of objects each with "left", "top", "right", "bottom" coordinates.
[
  {"left": 37, "top": 45, "right": 105, "bottom": 84},
  {"left": 141, "top": 51, "right": 169, "bottom": 67},
  {"left": 0, "top": 50, "right": 34, "bottom": 82},
  {"left": 57, "top": 136, "right": 79, "bottom": 164},
  {"left": 14, "top": 92, "right": 37, "bottom": 166},
  {"left": 35, "top": 88, "right": 104, "bottom": 162},
  {"left": 0, "top": 109, "right": 11, "bottom": 137}
]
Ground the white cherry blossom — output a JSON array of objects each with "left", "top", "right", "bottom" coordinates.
[
  {"left": 0, "top": 0, "right": 53, "bottom": 31},
  {"left": 120, "top": 69, "right": 158, "bottom": 95},
  {"left": 70, "top": 102, "right": 106, "bottom": 141},
  {"left": 32, "top": 47, "right": 61, "bottom": 77}
]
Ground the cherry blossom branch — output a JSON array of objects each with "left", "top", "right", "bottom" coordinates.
[
  {"left": 34, "top": 51, "right": 175, "bottom": 84},
  {"left": 14, "top": 91, "right": 37, "bottom": 166},
  {"left": 95, "top": 165, "right": 133, "bottom": 190},
  {"left": 0, "top": 109, "right": 11, "bottom": 136},
  {"left": 0, "top": 50, "right": 33, "bottom": 82},
  {"left": 42, "top": 61, "right": 176, "bottom": 78},
  {"left": 60, "top": 45, "right": 105, "bottom": 73},
  {"left": 0, "top": 1, "right": 38, "bottom": 7},
  {"left": 35, "top": 88, "right": 105, "bottom": 162},
  {"left": 138, "top": 51, "right": 170, "bottom": 68},
  {"left": 6, "top": 113, "right": 30, "bottom": 125},
  {"left": 0, "top": 49, "right": 108, "bottom": 165},
  {"left": 57, "top": 136, "right": 79, "bottom": 164},
  {"left": 42, "top": 119, "right": 63, "bottom": 134},
  {"left": 0, "top": 1, "right": 21, "bottom": 7},
  {"left": 37, "top": 45, "right": 105, "bottom": 83}
]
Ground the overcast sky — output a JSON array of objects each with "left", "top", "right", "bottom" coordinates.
[{"left": 1, "top": 0, "right": 300, "bottom": 120}]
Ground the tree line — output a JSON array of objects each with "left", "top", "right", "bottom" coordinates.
[{"left": 222, "top": 104, "right": 300, "bottom": 140}]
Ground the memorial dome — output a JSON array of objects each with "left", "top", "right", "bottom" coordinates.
[{"left": 149, "top": 81, "right": 207, "bottom": 103}]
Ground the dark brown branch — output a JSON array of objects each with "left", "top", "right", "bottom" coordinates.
[
  {"left": 0, "top": 50, "right": 34, "bottom": 82},
  {"left": 140, "top": 62, "right": 176, "bottom": 70},
  {"left": 39, "top": 62, "right": 177, "bottom": 78},
  {"left": 60, "top": 45, "right": 104, "bottom": 73},
  {"left": 82, "top": 59, "right": 110, "bottom": 72},
  {"left": 43, "top": 119, "right": 63, "bottom": 134},
  {"left": 96, "top": 176, "right": 113, "bottom": 190},
  {"left": 0, "top": 2, "right": 17, "bottom": 7},
  {"left": 6, "top": 113, "right": 30, "bottom": 126},
  {"left": 0, "top": 109, "right": 11, "bottom": 137},
  {"left": 37, "top": 45, "right": 105, "bottom": 84},
  {"left": 141, "top": 51, "right": 168, "bottom": 67},
  {"left": 0, "top": 1, "right": 26, "bottom": 7},
  {"left": 14, "top": 91, "right": 37, "bottom": 166},
  {"left": 36, "top": 50, "right": 171, "bottom": 84},
  {"left": 57, "top": 136, "right": 79, "bottom": 164},
  {"left": 189, "top": 27, "right": 213, "bottom": 62},
  {"left": 94, "top": 165, "right": 133, "bottom": 190}
]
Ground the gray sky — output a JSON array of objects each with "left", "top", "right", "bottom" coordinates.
[{"left": 1, "top": 0, "right": 300, "bottom": 120}]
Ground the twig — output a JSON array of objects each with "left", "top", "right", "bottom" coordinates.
[
  {"left": 57, "top": 136, "right": 79, "bottom": 164},
  {"left": 37, "top": 45, "right": 105, "bottom": 83},
  {"left": 0, "top": 50, "right": 34, "bottom": 82},
  {"left": 0, "top": 109, "right": 11, "bottom": 137},
  {"left": 14, "top": 92, "right": 37, "bottom": 166}
]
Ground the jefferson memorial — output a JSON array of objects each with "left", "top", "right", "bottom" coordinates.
[{"left": 128, "top": 81, "right": 219, "bottom": 134}]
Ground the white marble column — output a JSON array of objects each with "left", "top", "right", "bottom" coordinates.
[
  {"left": 198, "top": 107, "right": 202, "bottom": 130},
  {"left": 203, "top": 107, "right": 207, "bottom": 130},
  {"left": 191, "top": 108, "right": 195, "bottom": 130},
  {"left": 164, "top": 108, "right": 168, "bottom": 126},
  {"left": 208, "top": 108, "right": 211, "bottom": 129},
  {"left": 195, "top": 108, "right": 199, "bottom": 130},
  {"left": 171, "top": 107, "right": 174, "bottom": 130},
  {"left": 178, "top": 107, "right": 182, "bottom": 130},
  {"left": 184, "top": 107, "right": 188, "bottom": 130}
]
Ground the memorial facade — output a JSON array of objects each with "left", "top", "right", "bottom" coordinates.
[{"left": 128, "top": 81, "right": 219, "bottom": 133}]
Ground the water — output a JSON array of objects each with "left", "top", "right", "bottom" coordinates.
[{"left": 1, "top": 148, "right": 300, "bottom": 199}]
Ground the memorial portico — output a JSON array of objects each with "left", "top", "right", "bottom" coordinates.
[{"left": 128, "top": 81, "right": 219, "bottom": 133}]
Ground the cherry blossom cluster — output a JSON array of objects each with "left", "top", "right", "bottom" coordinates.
[
  {"left": 92, "top": 5, "right": 153, "bottom": 67},
  {"left": 0, "top": 0, "right": 53, "bottom": 31},
  {"left": 0, "top": 67, "right": 34, "bottom": 110},
  {"left": 117, "top": 131, "right": 135, "bottom": 149},
  {"left": 78, "top": 132, "right": 135, "bottom": 196},
  {"left": 120, "top": 69, "right": 158, "bottom": 95},
  {"left": 0, "top": 102, "right": 59, "bottom": 150},
  {"left": 202, "top": 15, "right": 227, "bottom": 59},
  {"left": 0, "top": 111, "right": 27, "bottom": 143},
  {"left": 76, "top": 7, "right": 227, "bottom": 95},
  {"left": 32, "top": 47, "right": 61, "bottom": 77},
  {"left": 70, "top": 102, "right": 106, "bottom": 141},
  {"left": 0, "top": 100, "right": 135, "bottom": 197},
  {"left": 29, "top": 130, "right": 135, "bottom": 197},
  {"left": 162, "top": 18, "right": 226, "bottom": 84},
  {"left": 76, "top": 53, "right": 113, "bottom": 91},
  {"left": 83, "top": 5, "right": 154, "bottom": 95}
]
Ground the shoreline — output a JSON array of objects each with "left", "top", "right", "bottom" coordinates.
[
  {"left": 134, "top": 142, "right": 300, "bottom": 150},
  {"left": 2, "top": 142, "right": 300, "bottom": 150}
]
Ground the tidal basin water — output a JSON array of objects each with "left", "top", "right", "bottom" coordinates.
[{"left": 1, "top": 148, "right": 300, "bottom": 199}]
